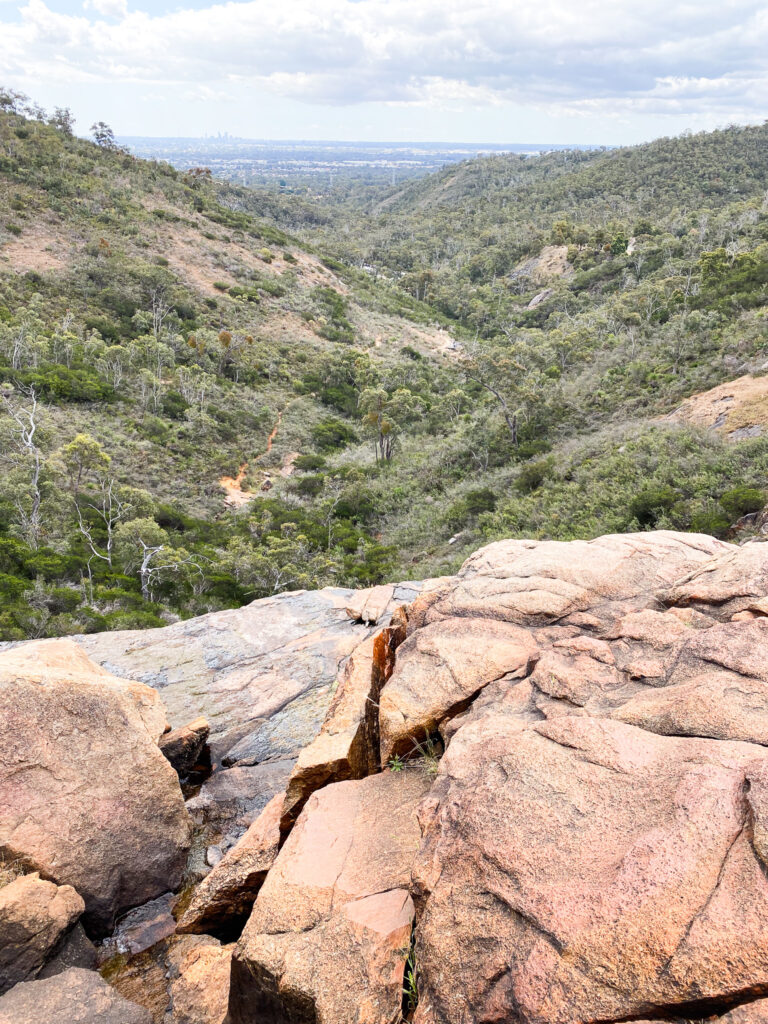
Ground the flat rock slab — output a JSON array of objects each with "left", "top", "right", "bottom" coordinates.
[
  {"left": 222, "top": 686, "right": 331, "bottom": 768},
  {"left": 72, "top": 584, "right": 429, "bottom": 763},
  {"left": 0, "top": 967, "right": 152, "bottom": 1024},
  {"left": 229, "top": 770, "right": 431, "bottom": 1024},
  {"left": 281, "top": 631, "right": 380, "bottom": 833}
]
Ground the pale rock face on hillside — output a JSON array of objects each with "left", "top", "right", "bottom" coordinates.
[
  {"left": 8, "top": 532, "right": 768, "bottom": 1024},
  {"left": 664, "top": 374, "right": 768, "bottom": 440}
]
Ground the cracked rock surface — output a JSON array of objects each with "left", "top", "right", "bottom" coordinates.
[
  {"left": 390, "top": 531, "right": 768, "bottom": 1024},
  {"left": 229, "top": 770, "right": 430, "bottom": 1024},
  {"left": 10, "top": 531, "right": 768, "bottom": 1024}
]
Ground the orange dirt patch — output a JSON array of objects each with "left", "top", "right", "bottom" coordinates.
[
  {"left": 160, "top": 223, "right": 345, "bottom": 301},
  {"left": 664, "top": 375, "right": 768, "bottom": 440},
  {"left": 219, "top": 463, "right": 256, "bottom": 508},
  {"left": 219, "top": 407, "right": 288, "bottom": 506},
  {"left": 1, "top": 226, "right": 67, "bottom": 273}
]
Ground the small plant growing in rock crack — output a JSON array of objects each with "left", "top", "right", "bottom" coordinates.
[
  {"left": 388, "top": 736, "right": 443, "bottom": 777},
  {"left": 399, "top": 930, "right": 419, "bottom": 1021},
  {"left": 402, "top": 957, "right": 418, "bottom": 1017},
  {"left": 410, "top": 736, "right": 442, "bottom": 777}
]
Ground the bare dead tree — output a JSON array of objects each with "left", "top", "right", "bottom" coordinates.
[
  {"left": 75, "top": 477, "right": 131, "bottom": 595},
  {"left": 150, "top": 287, "right": 172, "bottom": 342},
  {"left": 1, "top": 384, "right": 44, "bottom": 548},
  {"left": 136, "top": 541, "right": 204, "bottom": 601}
]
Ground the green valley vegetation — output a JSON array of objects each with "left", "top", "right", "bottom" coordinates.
[{"left": 0, "top": 84, "right": 767, "bottom": 640}]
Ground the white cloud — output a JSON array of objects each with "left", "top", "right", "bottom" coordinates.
[
  {"left": 82, "top": 0, "right": 127, "bottom": 19},
  {"left": 0, "top": 0, "right": 766, "bottom": 121}
]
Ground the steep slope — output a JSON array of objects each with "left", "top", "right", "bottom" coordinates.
[
  {"left": 305, "top": 123, "right": 768, "bottom": 557},
  {"left": 0, "top": 103, "right": 464, "bottom": 638},
  {"left": 2, "top": 101, "right": 768, "bottom": 647}
]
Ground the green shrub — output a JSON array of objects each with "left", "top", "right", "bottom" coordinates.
[
  {"left": 103, "top": 609, "right": 166, "bottom": 630},
  {"left": 84, "top": 316, "right": 121, "bottom": 342},
  {"left": 516, "top": 458, "right": 554, "bottom": 494},
  {"left": 446, "top": 487, "right": 497, "bottom": 528},
  {"left": 294, "top": 454, "right": 327, "bottom": 471},
  {"left": 311, "top": 418, "right": 358, "bottom": 452},
  {"left": 690, "top": 509, "right": 731, "bottom": 538},
  {"left": 0, "top": 573, "right": 26, "bottom": 599},
  {"left": 294, "top": 474, "right": 325, "bottom": 497},
  {"left": 162, "top": 389, "right": 191, "bottom": 420},
  {"left": 12, "top": 364, "right": 114, "bottom": 403},
  {"left": 629, "top": 486, "right": 680, "bottom": 527},
  {"left": 139, "top": 416, "right": 170, "bottom": 443},
  {"left": 719, "top": 486, "right": 765, "bottom": 521}
]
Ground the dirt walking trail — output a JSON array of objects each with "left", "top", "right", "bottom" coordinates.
[{"left": 219, "top": 405, "right": 288, "bottom": 506}]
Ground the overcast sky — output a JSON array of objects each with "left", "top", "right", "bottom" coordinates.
[{"left": 1, "top": 0, "right": 766, "bottom": 143}]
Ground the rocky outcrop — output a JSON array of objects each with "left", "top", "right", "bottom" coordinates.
[
  {"left": 0, "top": 967, "right": 152, "bottom": 1024},
  {"left": 405, "top": 531, "right": 724, "bottom": 630},
  {"left": 160, "top": 717, "right": 210, "bottom": 779},
  {"left": 12, "top": 531, "right": 768, "bottom": 1024},
  {"left": 386, "top": 531, "right": 768, "bottom": 1024},
  {"left": 280, "top": 615, "right": 406, "bottom": 834},
  {"left": 229, "top": 770, "right": 430, "bottom": 1024},
  {"left": 0, "top": 640, "right": 191, "bottom": 936},
  {"left": 663, "top": 374, "right": 768, "bottom": 439},
  {"left": 177, "top": 793, "right": 282, "bottom": 938},
  {"left": 72, "top": 582, "right": 431, "bottom": 765},
  {"left": 0, "top": 873, "right": 84, "bottom": 993},
  {"left": 226, "top": 529, "right": 768, "bottom": 1024}
]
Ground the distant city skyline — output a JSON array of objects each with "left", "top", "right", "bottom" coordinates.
[{"left": 1, "top": 0, "right": 765, "bottom": 145}]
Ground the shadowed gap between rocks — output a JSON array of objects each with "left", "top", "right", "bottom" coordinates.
[
  {"left": 278, "top": 612, "right": 408, "bottom": 843},
  {"left": 228, "top": 958, "right": 318, "bottom": 1024}
]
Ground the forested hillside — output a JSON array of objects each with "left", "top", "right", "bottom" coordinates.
[{"left": 1, "top": 88, "right": 767, "bottom": 641}]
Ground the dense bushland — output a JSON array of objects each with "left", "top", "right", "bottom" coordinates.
[{"left": 1, "top": 88, "right": 767, "bottom": 639}]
